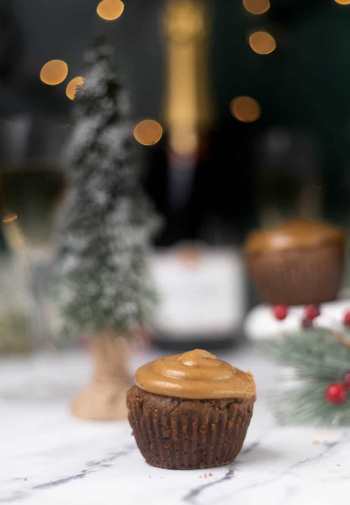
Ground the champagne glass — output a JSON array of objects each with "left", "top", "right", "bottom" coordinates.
[{"left": 0, "top": 116, "right": 67, "bottom": 350}]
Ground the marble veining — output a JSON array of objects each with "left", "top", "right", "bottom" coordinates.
[
  {"left": 1, "top": 444, "right": 136, "bottom": 504},
  {"left": 1, "top": 347, "right": 350, "bottom": 505},
  {"left": 33, "top": 446, "right": 135, "bottom": 490},
  {"left": 182, "top": 465, "right": 235, "bottom": 505}
]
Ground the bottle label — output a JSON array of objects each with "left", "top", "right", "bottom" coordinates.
[{"left": 150, "top": 247, "right": 246, "bottom": 342}]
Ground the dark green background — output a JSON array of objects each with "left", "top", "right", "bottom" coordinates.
[{"left": 1, "top": 0, "right": 350, "bottom": 233}]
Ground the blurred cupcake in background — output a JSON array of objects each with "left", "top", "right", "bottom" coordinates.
[{"left": 245, "top": 219, "right": 346, "bottom": 306}]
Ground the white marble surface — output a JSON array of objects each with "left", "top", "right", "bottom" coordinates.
[{"left": 1, "top": 345, "right": 350, "bottom": 505}]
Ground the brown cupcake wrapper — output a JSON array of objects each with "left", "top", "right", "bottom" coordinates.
[
  {"left": 127, "top": 387, "right": 255, "bottom": 470},
  {"left": 246, "top": 243, "right": 345, "bottom": 306}
]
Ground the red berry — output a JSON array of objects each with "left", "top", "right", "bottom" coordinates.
[
  {"left": 302, "top": 317, "right": 313, "bottom": 329},
  {"left": 304, "top": 305, "right": 320, "bottom": 321},
  {"left": 343, "top": 372, "right": 350, "bottom": 391},
  {"left": 325, "top": 383, "right": 347, "bottom": 405},
  {"left": 272, "top": 305, "right": 288, "bottom": 321},
  {"left": 343, "top": 310, "right": 350, "bottom": 328}
]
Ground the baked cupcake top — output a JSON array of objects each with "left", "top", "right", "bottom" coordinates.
[
  {"left": 245, "top": 219, "right": 345, "bottom": 255},
  {"left": 135, "top": 349, "right": 256, "bottom": 400}
]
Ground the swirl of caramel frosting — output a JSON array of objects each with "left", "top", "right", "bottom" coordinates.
[
  {"left": 245, "top": 219, "right": 345, "bottom": 255},
  {"left": 135, "top": 349, "right": 256, "bottom": 400}
]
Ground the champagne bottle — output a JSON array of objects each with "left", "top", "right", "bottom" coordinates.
[{"left": 150, "top": 1, "right": 246, "bottom": 350}]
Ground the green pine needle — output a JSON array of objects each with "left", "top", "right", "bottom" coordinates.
[{"left": 262, "top": 328, "right": 350, "bottom": 425}]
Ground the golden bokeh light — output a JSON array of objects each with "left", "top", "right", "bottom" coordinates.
[
  {"left": 334, "top": 0, "right": 350, "bottom": 4},
  {"left": 230, "top": 96, "right": 261, "bottom": 123},
  {"left": 40, "top": 59, "right": 69, "bottom": 86},
  {"left": 2, "top": 212, "right": 18, "bottom": 225},
  {"left": 66, "top": 76, "right": 85, "bottom": 100},
  {"left": 97, "top": 0, "right": 125, "bottom": 21},
  {"left": 133, "top": 120, "right": 163, "bottom": 146},
  {"left": 248, "top": 30, "right": 277, "bottom": 55},
  {"left": 242, "top": 0, "right": 270, "bottom": 15}
]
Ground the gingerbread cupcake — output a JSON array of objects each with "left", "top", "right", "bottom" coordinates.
[
  {"left": 245, "top": 219, "right": 346, "bottom": 306},
  {"left": 127, "top": 349, "right": 256, "bottom": 470}
]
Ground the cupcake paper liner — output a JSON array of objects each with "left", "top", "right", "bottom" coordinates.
[
  {"left": 127, "top": 386, "right": 254, "bottom": 470},
  {"left": 246, "top": 243, "right": 345, "bottom": 306}
]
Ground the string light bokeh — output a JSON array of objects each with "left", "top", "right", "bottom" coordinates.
[
  {"left": 40, "top": 60, "right": 69, "bottom": 86},
  {"left": 248, "top": 30, "right": 276, "bottom": 55},
  {"left": 242, "top": 0, "right": 270, "bottom": 15},
  {"left": 66, "top": 76, "right": 85, "bottom": 100},
  {"left": 133, "top": 119, "right": 163, "bottom": 146},
  {"left": 334, "top": 0, "right": 350, "bottom": 5},
  {"left": 96, "top": 0, "right": 125, "bottom": 21},
  {"left": 230, "top": 96, "right": 261, "bottom": 123}
]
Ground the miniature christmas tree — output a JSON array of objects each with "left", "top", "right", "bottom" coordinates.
[{"left": 56, "top": 38, "right": 158, "bottom": 420}]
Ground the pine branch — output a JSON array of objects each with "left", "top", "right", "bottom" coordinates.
[
  {"left": 263, "top": 329, "right": 350, "bottom": 380},
  {"left": 273, "top": 382, "right": 350, "bottom": 426},
  {"left": 262, "top": 328, "right": 350, "bottom": 425}
]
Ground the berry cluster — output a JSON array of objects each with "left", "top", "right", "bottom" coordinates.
[
  {"left": 272, "top": 304, "right": 321, "bottom": 328},
  {"left": 271, "top": 304, "right": 350, "bottom": 407},
  {"left": 325, "top": 372, "right": 350, "bottom": 405},
  {"left": 322, "top": 330, "right": 350, "bottom": 402},
  {"left": 272, "top": 305, "right": 350, "bottom": 331}
]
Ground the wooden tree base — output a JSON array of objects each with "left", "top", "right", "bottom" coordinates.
[
  {"left": 71, "top": 332, "right": 131, "bottom": 421},
  {"left": 71, "top": 380, "right": 129, "bottom": 421}
]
